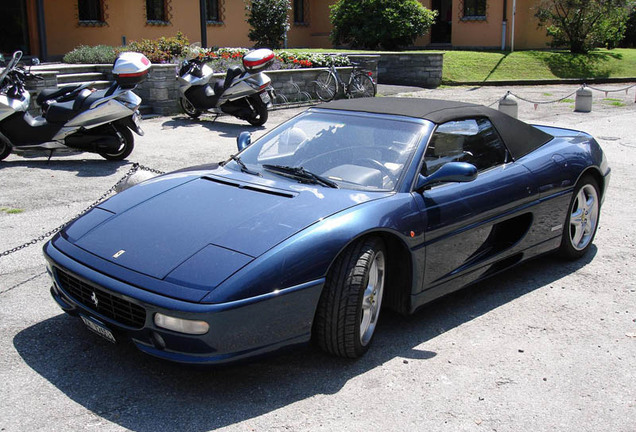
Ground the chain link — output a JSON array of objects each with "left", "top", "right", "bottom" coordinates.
[{"left": 0, "top": 163, "right": 165, "bottom": 258}]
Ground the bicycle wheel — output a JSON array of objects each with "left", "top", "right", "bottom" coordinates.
[
  {"left": 349, "top": 73, "right": 376, "bottom": 98},
  {"left": 313, "top": 71, "right": 338, "bottom": 102}
]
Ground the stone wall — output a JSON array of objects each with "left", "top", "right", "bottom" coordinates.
[
  {"left": 24, "top": 52, "right": 443, "bottom": 115},
  {"left": 375, "top": 53, "right": 443, "bottom": 88}
]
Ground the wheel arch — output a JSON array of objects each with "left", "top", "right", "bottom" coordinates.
[
  {"left": 324, "top": 229, "right": 414, "bottom": 315},
  {"left": 578, "top": 167, "right": 605, "bottom": 202}
]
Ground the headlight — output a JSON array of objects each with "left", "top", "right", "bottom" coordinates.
[{"left": 154, "top": 313, "right": 209, "bottom": 335}]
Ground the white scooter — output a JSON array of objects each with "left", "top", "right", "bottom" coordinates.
[
  {"left": 0, "top": 51, "right": 150, "bottom": 161},
  {"left": 177, "top": 48, "right": 275, "bottom": 126}
]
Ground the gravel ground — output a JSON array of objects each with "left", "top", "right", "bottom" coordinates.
[{"left": 1, "top": 83, "right": 635, "bottom": 432}]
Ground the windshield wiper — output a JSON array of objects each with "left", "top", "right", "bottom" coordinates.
[
  {"left": 262, "top": 164, "right": 339, "bottom": 188},
  {"left": 224, "top": 154, "right": 261, "bottom": 177}
]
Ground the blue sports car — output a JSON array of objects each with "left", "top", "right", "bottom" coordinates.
[{"left": 43, "top": 98, "right": 610, "bottom": 364}]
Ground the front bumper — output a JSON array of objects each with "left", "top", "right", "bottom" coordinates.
[{"left": 43, "top": 241, "right": 323, "bottom": 364}]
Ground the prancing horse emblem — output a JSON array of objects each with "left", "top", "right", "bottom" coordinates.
[
  {"left": 91, "top": 291, "right": 99, "bottom": 307},
  {"left": 112, "top": 249, "right": 126, "bottom": 259}
]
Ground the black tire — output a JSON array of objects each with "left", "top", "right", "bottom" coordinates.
[
  {"left": 0, "top": 139, "right": 11, "bottom": 161},
  {"left": 349, "top": 73, "right": 376, "bottom": 98},
  {"left": 180, "top": 97, "right": 202, "bottom": 119},
  {"left": 247, "top": 95, "right": 268, "bottom": 126},
  {"left": 558, "top": 174, "right": 601, "bottom": 259},
  {"left": 314, "top": 237, "right": 386, "bottom": 358},
  {"left": 99, "top": 124, "right": 134, "bottom": 161},
  {"left": 313, "top": 71, "right": 338, "bottom": 102}
]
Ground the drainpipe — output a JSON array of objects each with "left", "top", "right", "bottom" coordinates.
[
  {"left": 199, "top": 0, "right": 207, "bottom": 48},
  {"left": 36, "top": 0, "right": 47, "bottom": 61},
  {"left": 501, "top": 0, "right": 507, "bottom": 50},
  {"left": 511, "top": 0, "right": 517, "bottom": 52}
]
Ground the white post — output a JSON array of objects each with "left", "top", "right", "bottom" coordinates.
[{"left": 511, "top": 0, "right": 516, "bottom": 52}]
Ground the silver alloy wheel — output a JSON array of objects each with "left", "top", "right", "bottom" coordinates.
[
  {"left": 568, "top": 184, "right": 599, "bottom": 251},
  {"left": 360, "top": 250, "right": 385, "bottom": 346}
]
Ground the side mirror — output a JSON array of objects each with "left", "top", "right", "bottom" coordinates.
[
  {"left": 415, "top": 162, "right": 477, "bottom": 192},
  {"left": 237, "top": 131, "right": 252, "bottom": 151}
]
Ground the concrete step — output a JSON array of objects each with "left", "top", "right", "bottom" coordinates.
[
  {"left": 32, "top": 63, "right": 110, "bottom": 75},
  {"left": 57, "top": 72, "right": 107, "bottom": 84}
]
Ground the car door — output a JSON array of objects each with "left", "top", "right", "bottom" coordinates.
[{"left": 412, "top": 117, "right": 536, "bottom": 295}]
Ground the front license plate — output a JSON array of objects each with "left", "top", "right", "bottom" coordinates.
[
  {"left": 81, "top": 316, "right": 116, "bottom": 344},
  {"left": 260, "top": 91, "right": 270, "bottom": 103}
]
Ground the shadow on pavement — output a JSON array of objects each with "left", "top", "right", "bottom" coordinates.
[
  {"left": 160, "top": 116, "right": 266, "bottom": 138},
  {"left": 13, "top": 250, "right": 595, "bottom": 431},
  {"left": 0, "top": 158, "right": 129, "bottom": 177}
]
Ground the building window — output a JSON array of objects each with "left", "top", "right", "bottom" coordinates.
[
  {"left": 462, "top": 0, "right": 487, "bottom": 20},
  {"left": 78, "top": 0, "right": 104, "bottom": 24},
  {"left": 146, "top": 0, "right": 169, "bottom": 23},
  {"left": 206, "top": 0, "right": 222, "bottom": 24},
  {"left": 293, "top": 0, "right": 306, "bottom": 25}
]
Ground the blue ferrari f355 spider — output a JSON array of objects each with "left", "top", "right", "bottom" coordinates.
[{"left": 44, "top": 98, "right": 610, "bottom": 364}]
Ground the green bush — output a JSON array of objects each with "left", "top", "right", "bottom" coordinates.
[
  {"left": 245, "top": 0, "right": 291, "bottom": 49},
  {"left": 126, "top": 32, "right": 189, "bottom": 63},
  {"left": 62, "top": 45, "right": 118, "bottom": 64},
  {"left": 330, "top": 0, "right": 437, "bottom": 50}
]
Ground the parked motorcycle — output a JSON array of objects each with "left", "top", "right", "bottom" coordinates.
[
  {"left": 0, "top": 51, "right": 150, "bottom": 161},
  {"left": 177, "top": 48, "right": 275, "bottom": 126}
]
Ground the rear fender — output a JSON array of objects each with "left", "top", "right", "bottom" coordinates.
[{"left": 118, "top": 112, "right": 144, "bottom": 136}]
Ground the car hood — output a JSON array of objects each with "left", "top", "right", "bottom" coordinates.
[{"left": 65, "top": 170, "right": 388, "bottom": 290}]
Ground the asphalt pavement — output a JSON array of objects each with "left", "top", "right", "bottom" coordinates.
[{"left": 1, "top": 83, "right": 635, "bottom": 432}]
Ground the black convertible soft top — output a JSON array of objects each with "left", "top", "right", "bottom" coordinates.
[{"left": 320, "top": 97, "right": 553, "bottom": 160}]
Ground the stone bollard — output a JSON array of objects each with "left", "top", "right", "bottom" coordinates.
[
  {"left": 498, "top": 93, "right": 518, "bottom": 118},
  {"left": 115, "top": 170, "right": 158, "bottom": 193},
  {"left": 575, "top": 86, "right": 593, "bottom": 112}
]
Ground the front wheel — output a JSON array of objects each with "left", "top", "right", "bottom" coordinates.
[
  {"left": 180, "top": 97, "right": 202, "bottom": 119},
  {"left": 99, "top": 124, "right": 134, "bottom": 161},
  {"left": 558, "top": 175, "right": 601, "bottom": 259},
  {"left": 349, "top": 73, "right": 376, "bottom": 98},
  {"left": 246, "top": 95, "right": 268, "bottom": 126},
  {"left": 313, "top": 237, "right": 386, "bottom": 358},
  {"left": 313, "top": 71, "right": 338, "bottom": 102}
]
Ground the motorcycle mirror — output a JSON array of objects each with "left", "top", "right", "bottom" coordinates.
[{"left": 237, "top": 131, "right": 252, "bottom": 151}]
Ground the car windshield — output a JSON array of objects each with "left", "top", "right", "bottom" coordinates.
[{"left": 236, "top": 110, "right": 425, "bottom": 191}]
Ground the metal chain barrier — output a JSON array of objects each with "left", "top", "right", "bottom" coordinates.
[
  {"left": 496, "top": 83, "right": 636, "bottom": 110},
  {"left": 0, "top": 163, "right": 165, "bottom": 259},
  {"left": 586, "top": 83, "right": 636, "bottom": 94},
  {"left": 506, "top": 89, "right": 579, "bottom": 105}
]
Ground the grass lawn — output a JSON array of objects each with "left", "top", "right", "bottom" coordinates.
[
  {"left": 283, "top": 48, "right": 636, "bottom": 83},
  {"left": 441, "top": 49, "right": 636, "bottom": 83}
]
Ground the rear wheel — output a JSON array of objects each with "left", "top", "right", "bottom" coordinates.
[
  {"left": 247, "top": 95, "right": 268, "bottom": 126},
  {"left": 559, "top": 175, "right": 600, "bottom": 259},
  {"left": 349, "top": 73, "right": 376, "bottom": 98},
  {"left": 313, "top": 71, "right": 338, "bottom": 102},
  {"left": 180, "top": 97, "right": 202, "bottom": 119},
  {"left": 314, "top": 237, "right": 386, "bottom": 358},
  {"left": 0, "top": 139, "right": 11, "bottom": 161},
  {"left": 99, "top": 125, "right": 134, "bottom": 161}
]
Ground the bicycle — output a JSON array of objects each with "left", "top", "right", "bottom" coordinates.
[{"left": 313, "top": 56, "right": 376, "bottom": 102}]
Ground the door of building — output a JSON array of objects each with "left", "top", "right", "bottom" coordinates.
[
  {"left": 1, "top": 0, "right": 30, "bottom": 56},
  {"left": 431, "top": 0, "right": 452, "bottom": 44}
]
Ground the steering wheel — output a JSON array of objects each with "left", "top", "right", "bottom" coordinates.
[{"left": 357, "top": 158, "right": 395, "bottom": 188}]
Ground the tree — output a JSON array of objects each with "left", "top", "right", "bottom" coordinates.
[
  {"left": 535, "top": 0, "right": 635, "bottom": 53},
  {"left": 620, "top": 3, "right": 636, "bottom": 47},
  {"left": 245, "top": 0, "right": 291, "bottom": 49},
  {"left": 330, "top": 0, "right": 437, "bottom": 50}
]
